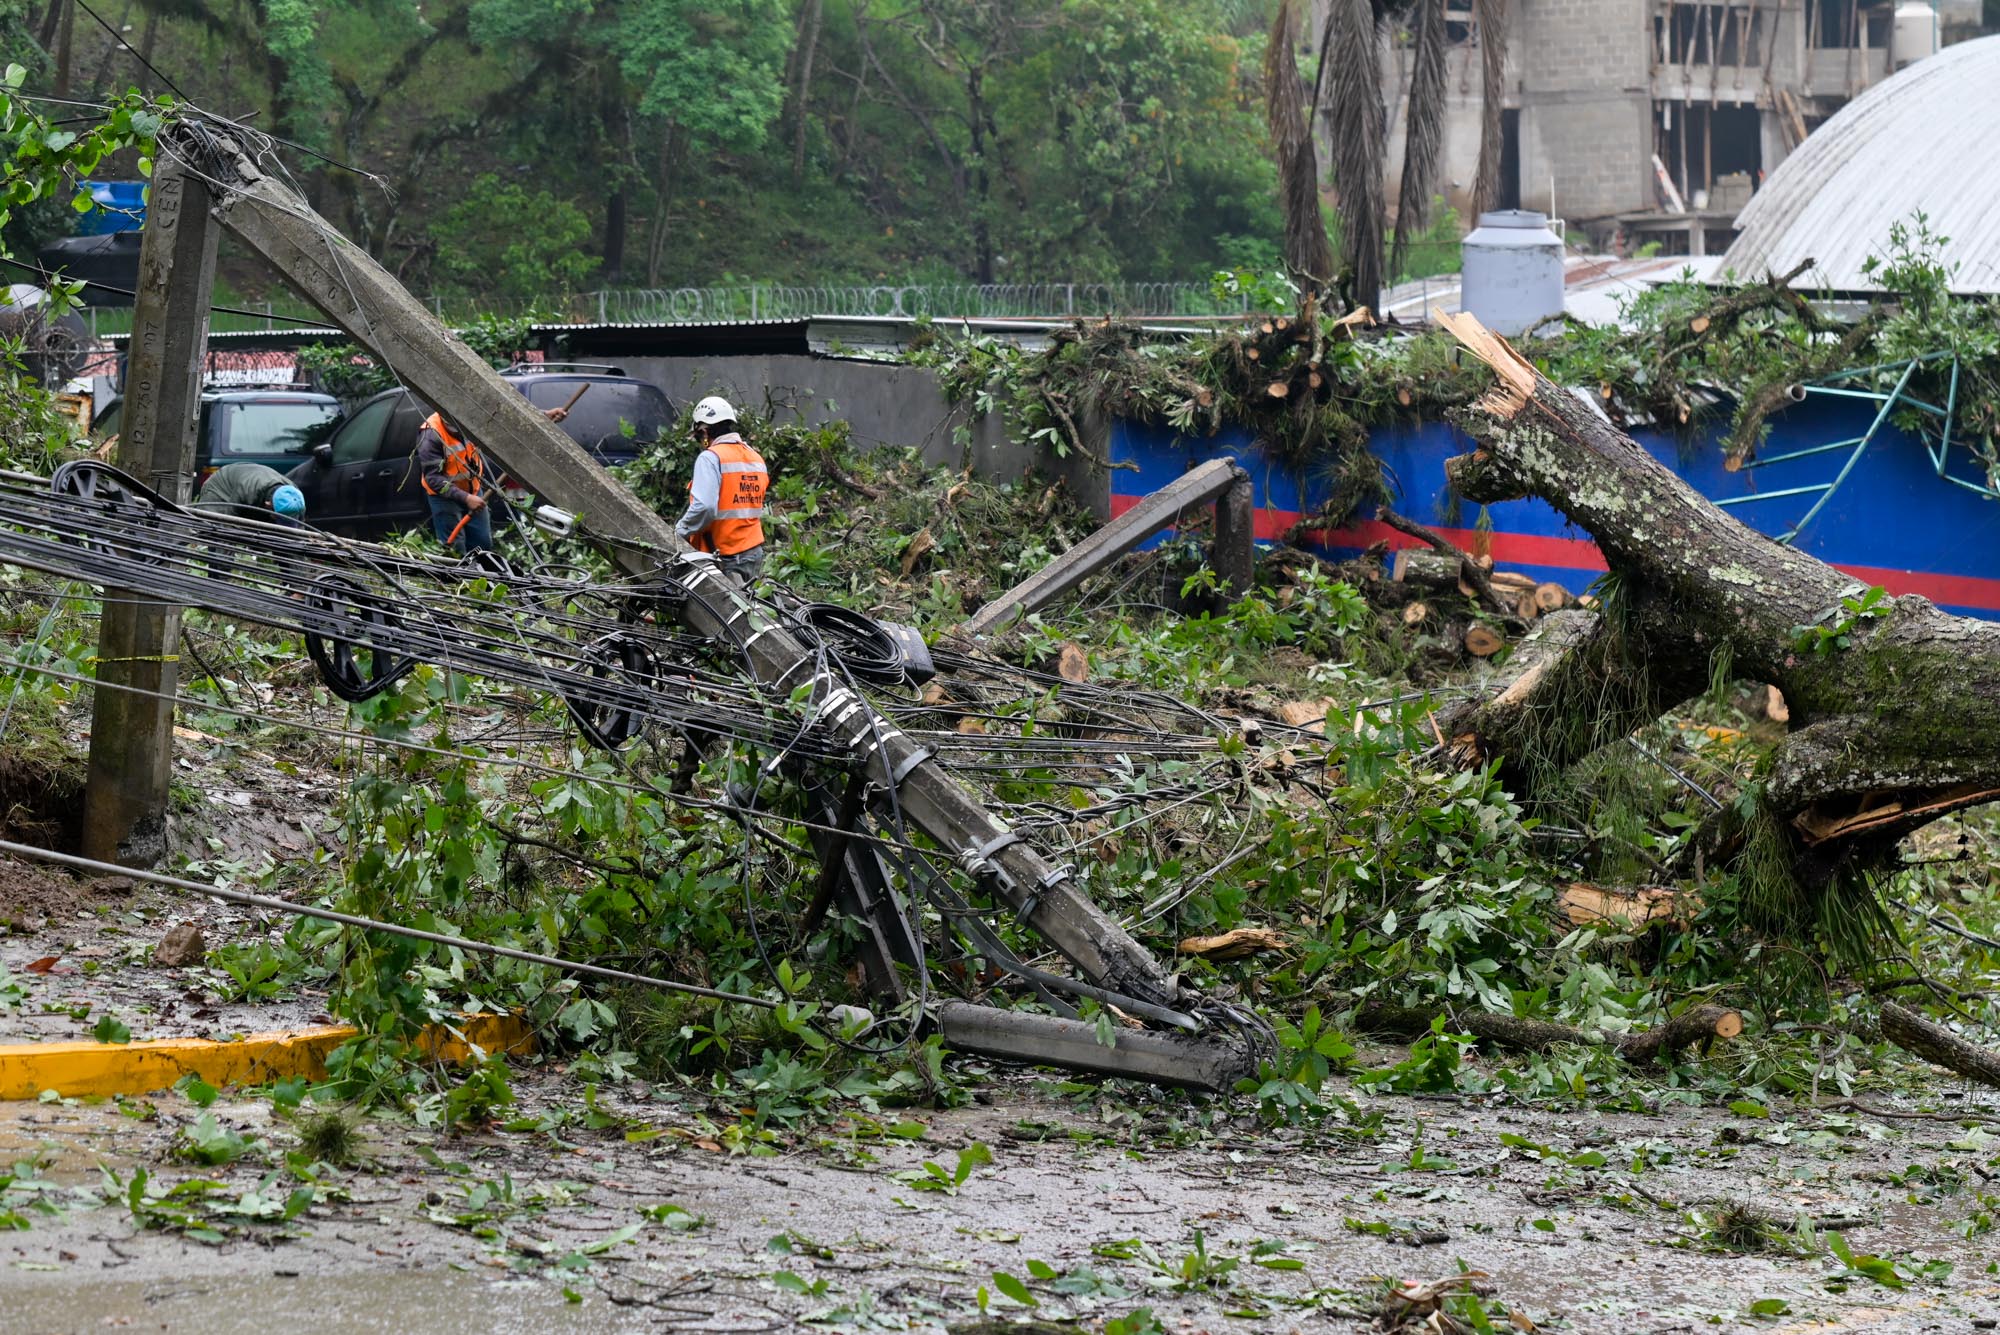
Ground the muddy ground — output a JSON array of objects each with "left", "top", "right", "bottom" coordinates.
[
  {"left": 6, "top": 883, "right": 2000, "bottom": 1335},
  {"left": 5, "top": 679, "right": 2000, "bottom": 1333}
]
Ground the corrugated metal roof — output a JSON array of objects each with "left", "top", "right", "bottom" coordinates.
[{"left": 1724, "top": 34, "right": 2000, "bottom": 295}]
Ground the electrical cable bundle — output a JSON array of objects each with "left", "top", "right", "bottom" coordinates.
[{"left": 795, "top": 602, "right": 912, "bottom": 686}]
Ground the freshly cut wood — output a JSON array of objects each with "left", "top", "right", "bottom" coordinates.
[
  {"left": 1514, "top": 592, "right": 1539, "bottom": 621},
  {"left": 1765, "top": 685, "right": 1790, "bottom": 723},
  {"left": 1463, "top": 624, "right": 1506, "bottom": 657},
  {"left": 1266, "top": 380, "right": 1291, "bottom": 399},
  {"left": 1534, "top": 582, "right": 1570, "bottom": 613},
  {"left": 1562, "top": 883, "right": 1697, "bottom": 927},
  {"left": 1402, "top": 601, "right": 1430, "bottom": 627},
  {"left": 1489, "top": 571, "right": 1538, "bottom": 594},
  {"left": 1380, "top": 509, "right": 1515, "bottom": 622},
  {"left": 899, "top": 526, "right": 936, "bottom": 577},
  {"left": 1882, "top": 1000, "right": 2000, "bottom": 1089},
  {"left": 1055, "top": 641, "right": 1089, "bottom": 684},
  {"left": 1356, "top": 1001, "right": 1743, "bottom": 1064},
  {"left": 1177, "top": 927, "right": 1290, "bottom": 960},
  {"left": 1275, "top": 698, "right": 1335, "bottom": 731},
  {"left": 1394, "top": 549, "right": 1465, "bottom": 588}
]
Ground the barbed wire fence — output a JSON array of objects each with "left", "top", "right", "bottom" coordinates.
[{"left": 574, "top": 282, "right": 1256, "bottom": 324}]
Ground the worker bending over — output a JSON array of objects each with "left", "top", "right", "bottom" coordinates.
[
  {"left": 417, "top": 403, "right": 567, "bottom": 555},
  {"left": 195, "top": 462, "right": 306, "bottom": 523},
  {"left": 676, "top": 396, "right": 767, "bottom": 583}
]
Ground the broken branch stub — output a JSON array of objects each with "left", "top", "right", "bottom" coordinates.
[
  {"left": 1431, "top": 311, "right": 2000, "bottom": 899},
  {"left": 1881, "top": 1000, "right": 2000, "bottom": 1089}
]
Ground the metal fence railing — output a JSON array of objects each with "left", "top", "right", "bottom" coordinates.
[{"left": 577, "top": 282, "right": 1257, "bottom": 324}]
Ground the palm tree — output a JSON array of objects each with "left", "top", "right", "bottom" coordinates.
[{"left": 1265, "top": 0, "right": 1511, "bottom": 308}]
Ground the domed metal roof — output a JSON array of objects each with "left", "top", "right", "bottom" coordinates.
[{"left": 1723, "top": 34, "right": 2000, "bottom": 295}]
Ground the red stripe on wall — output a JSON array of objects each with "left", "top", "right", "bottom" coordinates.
[
  {"left": 1108, "top": 496, "right": 1610, "bottom": 572},
  {"left": 1110, "top": 493, "right": 2000, "bottom": 612}
]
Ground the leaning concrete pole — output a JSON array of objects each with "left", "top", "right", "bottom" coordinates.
[
  {"left": 185, "top": 122, "right": 1198, "bottom": 1016},
  {"left": 80, "top": 157, "right": 218, "bottom": 864}
]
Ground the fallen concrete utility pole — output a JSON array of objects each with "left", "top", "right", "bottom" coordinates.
[
  {"left": 937, "top": 1002, "right": 1246, "bottom": 1092},
  {"left": 73, "top": 118, "right": 1255, "bottom": 1088},
  {"left": 80, "top": 156, "right": 217, "bottom": 864},
  {"left": 961, "top": 458, "right": 1252, "bottom": 637}
]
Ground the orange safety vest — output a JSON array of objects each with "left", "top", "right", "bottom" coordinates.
[
  {"left": 420, "top": 413, "right": 485, "bottom": 497},
  {"left": 689, "top": 437, "right": 767, "bottom": 556}
]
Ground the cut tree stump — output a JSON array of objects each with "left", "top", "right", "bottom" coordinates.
[
  {"left": 1881, "top": 1001, "right": 2000, "bottom": 1089},
  {"left": 1534, "top": 582, "right": 1570, "bottom": 613},
  {"left": 1402, "top": 602, "right": 1430, "bottom": 627},
  {"left": 1463, "top": 624, "right": 1506, "bottom": 657}
]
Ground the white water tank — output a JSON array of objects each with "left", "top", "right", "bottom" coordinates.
[
  {"left": 1892, "top": 0, "right": 1938, "bottom": 68},
  {"left": 1460, "top": 211, "right": 1564, "bottom": 336}
]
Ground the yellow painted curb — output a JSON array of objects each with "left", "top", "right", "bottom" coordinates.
[{"left": 0, "top": 1014, "right": 534, "bottom": 1101}]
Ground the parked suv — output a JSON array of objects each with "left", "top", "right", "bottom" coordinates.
[
  {"left": 289, "top": 365, "right": 675, "bottom": 541},
  {"left": 92, "top": 385, "right": 344, "bottom": 485}
]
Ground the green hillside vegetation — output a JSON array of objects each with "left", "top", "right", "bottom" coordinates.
[{"left": 3, "top": 1, "right": 1289, "bottom": 310}]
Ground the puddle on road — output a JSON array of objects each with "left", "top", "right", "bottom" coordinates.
[
  {"left": 8, "top": 1269, "right": 657, "bottom": 1334},
  {"left": 0, "top": 1099, "right": 140, "bottom": 1181}
]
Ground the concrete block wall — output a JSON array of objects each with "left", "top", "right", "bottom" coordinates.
[
  {"left": 1383, "top": 46, "right": 1493, "bottom": 219},
  {"left": 621, "top": 354, "right": 1112, "bottom": 517},
  {"left": 1517, "top": 0, "right": 1656, "bottom": 221}
]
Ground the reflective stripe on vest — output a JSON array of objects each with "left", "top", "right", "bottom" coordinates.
[
  {"left": 420, "top": 413, "right": 485, "bottom": 497},
  {"left": 689, "top": 438, "right": 766, "bottom": 556}
]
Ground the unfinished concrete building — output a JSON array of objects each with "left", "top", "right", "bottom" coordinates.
[{"left": 1336, "top": 0, "right": 1986, "bottom": 256}]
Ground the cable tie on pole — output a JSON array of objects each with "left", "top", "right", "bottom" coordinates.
[{"left": 889, "top": 745, "right": 933, "bottom": 787}]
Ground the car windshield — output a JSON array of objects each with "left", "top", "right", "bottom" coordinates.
[
  {"left": 213, "top": 400, "right": 341, "bottom": 458},
  {"left": 518, "top": 380, "right": 672, "bottom": 453}
]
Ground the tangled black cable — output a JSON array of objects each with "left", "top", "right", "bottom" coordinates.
[{"left": 793, "top": 603, "right": 908, "bottom": 686}]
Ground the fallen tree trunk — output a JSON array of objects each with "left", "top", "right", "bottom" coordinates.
[
  {"left": 1355, "top": 1001, "right": 1743, "bottom": 1064},
  {"left": 1431, "top": 312, "right": 2000, "bottom": 927},
  {"left": 1881, "top": 1000, "right": 2000, "bottom": 1089}
]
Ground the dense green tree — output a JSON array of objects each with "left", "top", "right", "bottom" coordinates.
[
  {"left": 429, "top": 172, "right": 599, "bottom": 306},
  {"left": 6, "top": 0, "right": 1288, "bottom": 301}
]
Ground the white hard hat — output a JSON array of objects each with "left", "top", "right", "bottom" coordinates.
[{"left": 691, "top": 395, "right": 738, "bottom": 426}]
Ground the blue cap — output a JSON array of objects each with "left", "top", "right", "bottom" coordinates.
[{"left": 271, "top": 485, "right": 306, "bottom": 517}]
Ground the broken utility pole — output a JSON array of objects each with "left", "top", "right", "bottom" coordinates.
[
  {"left": 86, "top": 118, "right": 1254, "bottom": 1088},
  {"left": 960, "top": 457, "right": 1252, "bottom": 637},
  {"left": 81, "top": 156, "right": 217, "bottom": 864}
]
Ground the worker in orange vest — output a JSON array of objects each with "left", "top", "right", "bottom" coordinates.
[
  {"left": 676, "top": 396, "right": 767, "bottom": 583},
  {"left": 417, "top": 403, "right": 567, "bottom": 555}
]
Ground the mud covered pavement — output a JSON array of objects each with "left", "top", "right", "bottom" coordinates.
[{"left": 5, "top": 1059, "right": 2000, "bottom": 1334}]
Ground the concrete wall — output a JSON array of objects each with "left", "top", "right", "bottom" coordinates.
[
  {"left": 1383, "top": 46, "right": 1495, "bottom": 219},
  {"left": 1517, "top": 0, "right": 1654, "bottom": 220},
  {"left": 621, "top": 353, "right": 1112, "bottom": 516}
]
